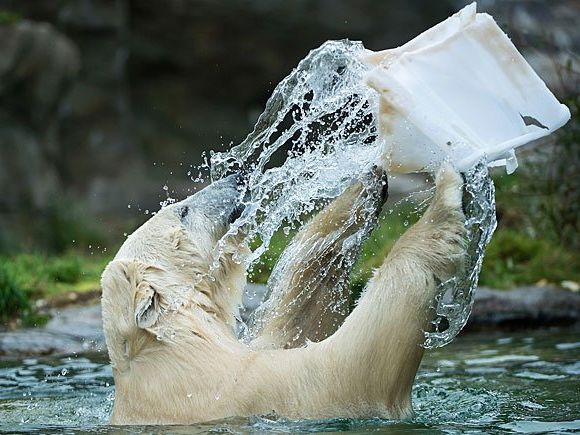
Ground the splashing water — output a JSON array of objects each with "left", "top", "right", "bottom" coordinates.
[
  {"left": 210, "top": 40, "right": 380, "bottom": 264},
  {"left": 204, "top": 40, "right": 496, "bottom": 347},
  {"left": 425, "top": 161, "right": 497, "bottom": 348}
]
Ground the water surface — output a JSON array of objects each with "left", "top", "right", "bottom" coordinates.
[{"left": 0, "top": 329, "right": 578, "bottom": 434}]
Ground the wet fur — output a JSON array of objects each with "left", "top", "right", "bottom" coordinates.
[{"left": 101, "top": 166, "right": 466, "bottom": 424}]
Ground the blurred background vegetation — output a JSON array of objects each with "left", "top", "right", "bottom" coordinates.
[{"left": 0, "top": 0, "right": 578, "bottom": 324}]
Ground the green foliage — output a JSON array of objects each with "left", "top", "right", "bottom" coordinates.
[
  {"left": 247, "top": 230, "right": 295, "bottom": 284},
  {"left": 349, "top": 203, "right": 421, "bottom": 300},
  {"left": 480, "top": 229, "right": 580, "bottom": 289},
  {"left": 484, "top": 93, "right": 579, "bottom": 287},
  {"left": 49, "top": 256, "right": 82, "bottom": 284},
  {"left": 490, "top": 95, "right": 579, "bottom": 251},
  {"left": 0, "top": 10, "right": 21, "bottom": 25},
  {"left": 1, "top": 253, "right": 110, "bottom": 299},
  {"left": 3, "top": 254, "right": 52, "bottom": 296},
  {"left": 0, "top": 263, "right": 30, "bottom": 323},
  {"left": 536, "top": 94, "right": 580, "bottom": 250}
]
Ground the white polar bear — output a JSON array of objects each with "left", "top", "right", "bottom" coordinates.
[{"left": 101, "top": 164, "right": 466, "bottom": 425}]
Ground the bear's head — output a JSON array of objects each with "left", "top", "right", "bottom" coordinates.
[{"left": 101, "top": 175, "right": 248, "bottom": 372}]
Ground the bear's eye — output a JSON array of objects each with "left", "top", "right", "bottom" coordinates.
[{"left": 180, "top": 206, "right": 190, "bottom": 220}]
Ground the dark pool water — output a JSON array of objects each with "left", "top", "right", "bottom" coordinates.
[{"left": 0, "top": 329, "right": 578, "bottom": 434}]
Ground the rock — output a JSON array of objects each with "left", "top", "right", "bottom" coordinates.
[
  {"left": 467, "top": 286, "right": 580, "bottom": 330},
  {"left": 0, "top": 305, "right": 105, "bottom": 358},
  {"left": 0, "top": 19, "right": 82, "bottom": 250},
  {"left": 0, "top": 127, "right": 60, "bottom": 212},
  {"left": 0, "top": 20, "right": 80, "bottom": 124}
]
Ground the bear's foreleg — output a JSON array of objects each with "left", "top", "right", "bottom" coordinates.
[
  {"left": 317, "top": 164, "right": 466, "bottom": 418},
  {"left": 249, "top": 167, "right": 388, "bottom": 349}
]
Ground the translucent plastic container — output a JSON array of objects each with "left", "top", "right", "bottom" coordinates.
[{"left": 362, "top": 2, "right": 571, "bottom": 174}]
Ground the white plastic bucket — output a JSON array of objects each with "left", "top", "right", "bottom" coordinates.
[{"left": 362, "top": 2, "right": 571, "bottom": 174}]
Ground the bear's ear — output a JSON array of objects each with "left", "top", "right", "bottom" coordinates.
[{"left": 134, "top": 281, "right": 160, "bottom": 329}]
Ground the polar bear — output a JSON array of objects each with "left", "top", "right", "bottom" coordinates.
[{"left": 101, "top": 164, "right": 466, "bottom": 425}]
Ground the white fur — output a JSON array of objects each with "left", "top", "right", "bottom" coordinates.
[{"left": 101, "top": 166, "right": 466, "bottom": 425}]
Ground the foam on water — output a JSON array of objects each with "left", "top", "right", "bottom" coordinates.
[{"left": 204, "top": 40, "right": 498, "bottom": 347}]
